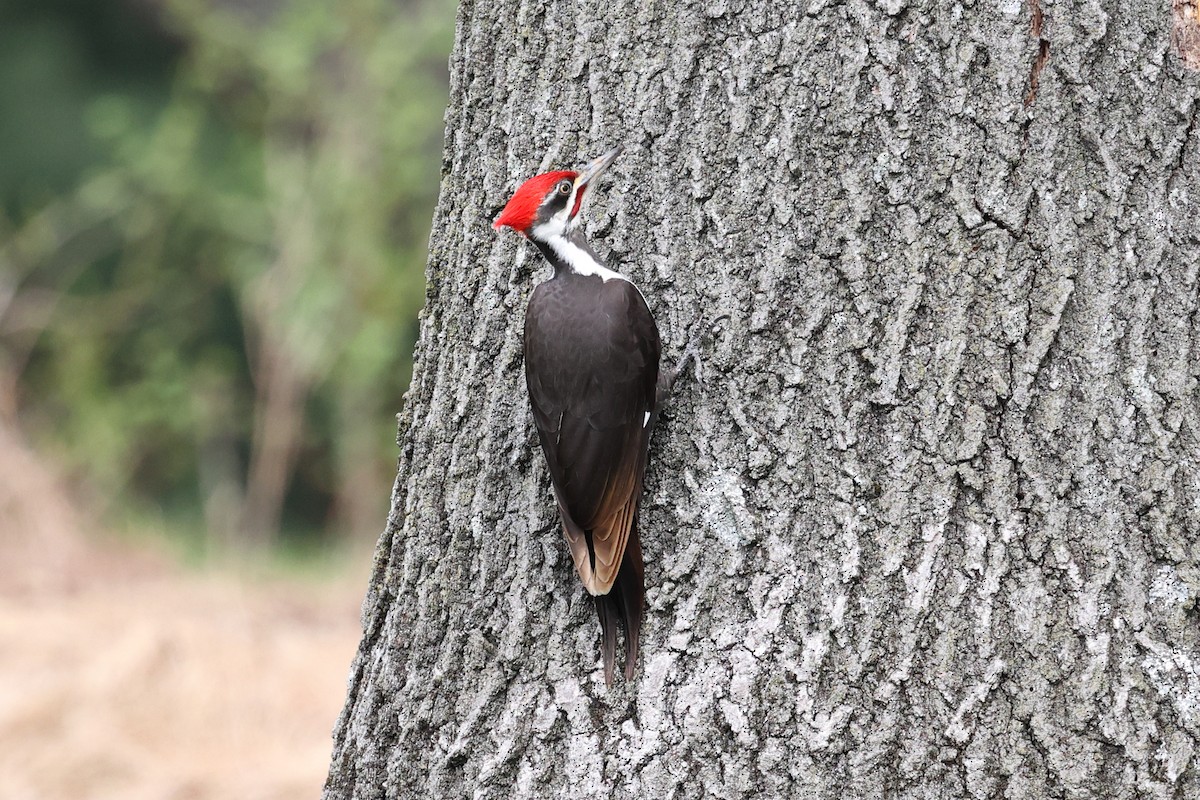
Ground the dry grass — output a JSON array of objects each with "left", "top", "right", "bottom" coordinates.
[{"left": 0, "top": 423, "right": 366, "bottom": 799}]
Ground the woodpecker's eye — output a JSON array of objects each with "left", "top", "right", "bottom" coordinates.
[{"left": 557, "top": 180, "right": 572, "bottom": 195}]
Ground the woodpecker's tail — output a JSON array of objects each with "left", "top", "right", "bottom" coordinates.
[{"left": 596, "top": 528, "right": 644, "bottom": 686}]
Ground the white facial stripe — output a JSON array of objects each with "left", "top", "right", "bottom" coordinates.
[
  {"left": 545, "top": 235, "right": 627, "bottom": 282},
  {"left": 531, "top": 210, "right": 566, "bottom": 240},
  {"left": 533, "top": 183, "right": 582, "bottom": 238},
  {"left": 530, "top": 219, "right": 562, "bottom": 242}
]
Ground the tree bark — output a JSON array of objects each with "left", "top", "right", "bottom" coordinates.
[{"left": 325, "top": 0, "right": 1200, "bottom": 796}]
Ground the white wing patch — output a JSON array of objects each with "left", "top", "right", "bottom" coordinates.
[{"left": 643, "top": 412, "right": 651, "bottom": 427}]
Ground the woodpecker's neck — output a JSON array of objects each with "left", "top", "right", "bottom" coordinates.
[{"left": 532, "top": 229, "right": 627, "bottom": 283}]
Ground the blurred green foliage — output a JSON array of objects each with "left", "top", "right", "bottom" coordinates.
[{"left": 0, "top": 0, "right": 456, "bottom": 548}]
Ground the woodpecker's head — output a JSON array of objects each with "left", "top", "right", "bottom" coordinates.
[{"left": 493, "top": 146, "right": 622, "bottom": 242}]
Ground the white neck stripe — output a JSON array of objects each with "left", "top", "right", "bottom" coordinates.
[{"left": 545, "top": 235, "right": 627, "bottom": 283}]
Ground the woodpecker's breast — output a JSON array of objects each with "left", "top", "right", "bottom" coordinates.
[
  {"left": 525, "top": 274, "right": 659, "bottom": 400},
  {"left": 524, "top": 272, "right": 661, "bottom": 455}
]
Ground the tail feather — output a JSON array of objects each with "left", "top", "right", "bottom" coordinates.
[
  {"left": 597, "top": 591, "right": 620, "bottom": 684},
  {"left": 596, "top": 528, "right": 645, "bottom": 685}
]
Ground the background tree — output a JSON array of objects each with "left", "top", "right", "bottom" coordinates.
[
  {"left": 0, "top": 0, "right": 455, "bottom": 550},
  {"left": 326, "top": 0, "right": 1200, "bottom": 796}
]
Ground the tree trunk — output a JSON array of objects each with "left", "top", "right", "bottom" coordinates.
[{"left": 325, "top": 0, "right": 1200, "bottom": 796}]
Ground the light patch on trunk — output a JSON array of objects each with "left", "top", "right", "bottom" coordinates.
[
  {"left": 1174, "top": 0, "right": 1200, "bottom": 70},
  {"left": 695, "top": 469, "right": 755, "bottom": 548}
]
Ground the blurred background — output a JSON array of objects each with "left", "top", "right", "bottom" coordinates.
[{"left": 0, "top": 0, "right": 456, "bottom": 796}]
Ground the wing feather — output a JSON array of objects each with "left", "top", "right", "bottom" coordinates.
[{"left": 524, "top": 276, "right": 659, "bottom": 595}]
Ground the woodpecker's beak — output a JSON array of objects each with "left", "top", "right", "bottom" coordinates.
[{"left": 573, "top": 146, "right": 623, "bottom": 192}]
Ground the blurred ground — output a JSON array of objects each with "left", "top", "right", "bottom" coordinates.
[{"left": 0, "top": 423, "right": 367, "bottom": 799}]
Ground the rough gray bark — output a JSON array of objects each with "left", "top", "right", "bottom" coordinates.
[{"left": 325, "top": 0, "right": 1200, "bottom": 796}]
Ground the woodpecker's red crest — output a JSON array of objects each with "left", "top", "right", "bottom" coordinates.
[
  {"left": 493, "top": 171, "right": 577, "bottom": 234},
  {"left": 493, "top": 147, "right": 622, "bottom": 240}
]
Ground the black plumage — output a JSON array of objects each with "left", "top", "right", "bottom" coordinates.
[{"left": 524, "top": 262, "right": 660, "bottom": 684}]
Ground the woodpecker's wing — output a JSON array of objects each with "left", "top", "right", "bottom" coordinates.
[{"left": 524, "top": 277, "right": 660, "bottom": 594}]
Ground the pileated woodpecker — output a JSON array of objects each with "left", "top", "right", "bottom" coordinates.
[{"left": 494, "top": 146, "right": 679, "bottom": 685}]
